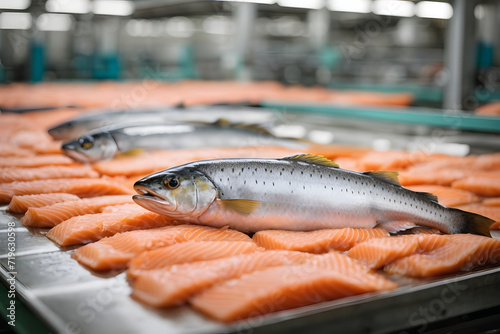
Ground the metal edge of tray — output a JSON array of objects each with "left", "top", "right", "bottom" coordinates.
[
  {"left": 0, "top": 266, "right": 65, "bottom": 334},
  {"left": 261, "top": 100, "right": 500, "bottom": 132}
]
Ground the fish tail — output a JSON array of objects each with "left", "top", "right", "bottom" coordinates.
[{"left": 451, "top": 208, "right": 495, "bottom": 237}]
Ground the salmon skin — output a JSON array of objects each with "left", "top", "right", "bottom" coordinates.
[
  {"left": 48, "top": 106, "right": 276, "bottom": 140},
  {"left": 133, "top": 154, "right": 494, "bottom": 236},
  {"left": 62, "top": 121, "right": 305, "bottom": 163}
]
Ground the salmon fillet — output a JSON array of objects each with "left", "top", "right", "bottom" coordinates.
[
  {"left": 92, "top": 146, "right": 303, "bottom": 177},
  {"left": 253, "top": 228, "right": 389, "bottom": 253},
  {"left": 405, "top": 185, "right": 480, "bottom": 207},
  {"left": 7, "top": 193, "right": 80, "bottom": 214},
  {"left": 476, "top": 102, "right": 500, "bottom": 115},
  {"left": 0, "top": 143, "right": 33, "bottom": 157},
  {"left": 0, "top": 178, "right": 133, "bottom": 204},
  {"left": 22, "top": 195, "right": 134, "bottom": 227},
  {"left": 483, "top": 198, "right": 500, "bottom": 207},
  {"left": 385, "top": 234, "right": 500, "bottom": 277},
  {"left": 347, "top": 234, "right": 449, "bottom": 269},
  {"left": 0, "top": 154, "right": 75, "bottom": 168},
  {"left": 397, "top": 157, "right": 500, "bottom": 186},
  {"left": 71, "top": 225, "right": 251, "bottom": 270},
  {"left": 474, "top": 153, "right": 500, "bottom": 170},
  {"left": 101, "top": 203, "right": 140, "bottom": 213},
  {"left": 130, "top": 250, "right": 314, "bottom": 307},
  {"left": 190, "top": 252, "right": 397, "bottom": 322},
  {"left": 9, "top": 130, "right": 54, "bottom": 149},
  {"left": 399, "top": 169, "right": 467, "bottom": 187},
  {"left": 452, "top": 176, "right": 500, "bottom": 197},
  {"left": 32, "top": 140, "right": 63, "bottom": 154},
  {"left": 356, "top": 150, "right": 417, "bottom": 171},
  {"left": 0, "top": 165, "right": 99, "bottom": 183},
  {"left": 127, "top": 240, "right": 259, "bottom": 278},
  {"left": 46, "top": 205, "right": 174, "bottom": 247}
]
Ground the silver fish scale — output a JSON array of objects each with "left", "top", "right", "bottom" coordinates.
[{"left": 192, "top": 158, "right": 465, "bottom": 233}]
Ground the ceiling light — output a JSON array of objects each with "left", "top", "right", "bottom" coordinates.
[
  {"left": 278, "top": 0, "right": 324, "bottom": 10},
  {"left": 0, "top": 12, "right": 32, "bottom": 29},
  {"left": 328, "top": 0, "right": 371, "bottom": 13},
  {"left": 37, "top": 13, "right": 73, "bottom": 31},
  {"left": 0, "top": 0, "right": 30, "bottom": 10},
  {"left": 415, "top": 1, "right": 453, "bottom": 19},
  {"left": 372, "top": 0, "right": 415, "bottom": 17},
  {"left": 92, "top": 0, "right": 134, "bottom": 16},
  {"left": 45, "top": 0, "right": 90, "bottom": 14}
]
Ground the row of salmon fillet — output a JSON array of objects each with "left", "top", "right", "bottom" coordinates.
[
  {"left": 0, "top": 81, "right": 414, "bottom": 110},
  {"left": 1, "top": 108, "right": 500, "bottom": 323}
]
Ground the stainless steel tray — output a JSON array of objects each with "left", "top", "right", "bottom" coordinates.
[{"left": 2, "top": 205, "right": 500, "bottom": 334}]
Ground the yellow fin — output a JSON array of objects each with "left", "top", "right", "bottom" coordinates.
[
  {"left": 281, "top": 154, "right": 339, "bottom": 168},
  {"left": 118, "top": 148, "right": 145, "bottom": 157},
  {"left": 363, "top": 171, "right": 400, "bottom": 186},
  {"left": 220, "top": 199, "right": 260, "bottom": 215},
  {"left": 212, "top": 118, "right": 232, "bottom": 127},
  {"left": 217, "top": 119, "right": 276, "bottom": 136}
]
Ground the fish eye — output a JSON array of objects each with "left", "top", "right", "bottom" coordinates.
[
  {"left": 163, "top": 176, "right": 180, "bottom": 189},
  {"left": 78, "top": 136, "right": 94, "bottom": 150}
]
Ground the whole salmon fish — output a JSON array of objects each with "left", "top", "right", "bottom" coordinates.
[
  {"left": 62, "top": 122, "right": 307, "bottom": 163},
  {"left": 48, "top": 106, "right": 276, "bottom": 140},
  {"left": 132, "top": 154, "right": 494, "bottom": 236}
]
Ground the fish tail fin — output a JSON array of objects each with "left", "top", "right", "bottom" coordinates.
[{"left": 451, "top": 208, "right": 495, "bottom": 237}]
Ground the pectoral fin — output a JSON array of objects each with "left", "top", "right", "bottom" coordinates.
[
  {"left": 220, "top": 199, "right": 260, "bottom": 215},
  {"left": 117, "top": 148, "right": 145, "bottom": 157}
]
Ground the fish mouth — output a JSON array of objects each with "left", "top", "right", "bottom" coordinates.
[
  {"left": 61, "top": 144, "right": 93, "bottom": 164},
  {"left": 133, "top": 184, "right": 176, "bottom": 213}
]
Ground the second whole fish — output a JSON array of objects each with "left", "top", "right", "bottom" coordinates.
[
  {"left": 48, "top": 106, "right": 276, "bottom": 140},
  {"left": 132, "top": 154, "right": 494, "bottom": 236},
  {"left": 62, "top": 122, "right": 308, "bottom": 163}
]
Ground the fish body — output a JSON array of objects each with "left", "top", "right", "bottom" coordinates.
[
  {"left": 48, "top": 106, "right": 276, "bottom": 140},
  {"left": 62, "top": 122, "right": 306, "bottom": 163},
  {"left": 133, "top": 154, "right": 494, "bottom": 236}
]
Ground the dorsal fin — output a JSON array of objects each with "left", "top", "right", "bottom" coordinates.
[
  {"left": 415, "top": 191, "right": 439, "bottom": 203},
  {"left": 212, "top": 118, "right": 232, "bottom": 127},
  {"left": 208, "top": 118, "right": 278, "bottom": 137},
  {"left": 363, "top": 171, "right": 400, "bottom": 186},
  {"left": 281, "top": 154, "right": 339, "bottom": 168}
]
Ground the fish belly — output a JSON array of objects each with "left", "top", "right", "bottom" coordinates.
[{"left": 197, "top": 199, "right": 377, "bottom": 233}]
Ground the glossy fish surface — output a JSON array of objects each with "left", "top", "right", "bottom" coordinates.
[
  {"left": 49, "top": 106, "right": 276, "bottom": 140},
  {"left": 62, "top": 122, "right": 306, "bottom": 163},
  {"left": 133, "top": 154, "right": 494, "bottom": 235}
]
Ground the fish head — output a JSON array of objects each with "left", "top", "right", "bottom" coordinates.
[
  {"left": 48, "top": 119, "right": 88, "bottom": 140},
  {"left": 133, "top": 166, "right": 217, "bottom": 220},
  {"left": 62, "top": 132, "right": 117, "bottom": 163}
]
